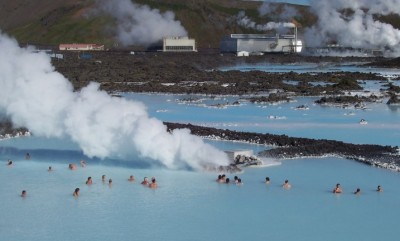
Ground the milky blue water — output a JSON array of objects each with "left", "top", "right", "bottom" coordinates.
[
  {"left": 1, "top": 64, "right": 399, "bottom": 241},
  {"left": 125, "top": 93, "right": 400, "bottom": 147},
  {"left": 220, "top": 63, "right": 400, "bottom": 77}
]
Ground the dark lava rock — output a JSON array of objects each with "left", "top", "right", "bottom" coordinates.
[
  {"left": 315, "top": 95, "right": 380, "bottom": 105},
  {"left": 247, "top": 93, "right": 291, "bottom": 104},
  {"left": 164, "top": 122, "right": 400, "bottom": 171},
  {"left": 0, "top": 120, "right": 30, "bottom": 139},
  {"left": 52, "top": 51, "right": 387, "bottom": 96},
  {"left": 387, "top": 94, "right": 400, "bottom": 105}
]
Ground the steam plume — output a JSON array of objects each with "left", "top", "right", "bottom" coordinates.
[
  {"left": 0, "top": 32, "right": 228, "bottom": 170},
  {"left": 97, "top": 0, "right": 187, "bottom": 46},
  {"left": 305, "top": 0, "right": 400, "bottom": 55},
  {"left": 259, "top": 1, "right": 300, "bottom": 21},
  {"left": 236, "top": 11, "right": 295, "bottom": 33}
]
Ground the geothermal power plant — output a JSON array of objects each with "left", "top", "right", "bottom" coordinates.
[{"left": 220, "top": 26, "right": 302, "bottom": 55}]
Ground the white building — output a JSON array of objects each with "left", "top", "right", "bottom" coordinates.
[
  {"left": 59, "top": 43, "right": 104, "bottom": 51},
  {"left": 163, "top": 37, "right": 197, "bottom": 52},
  {"left": 220, "top": 32, "right": 302, "bottom": 54}
]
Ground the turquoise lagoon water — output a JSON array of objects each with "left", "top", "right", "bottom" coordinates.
[
  {"left": 125, "top": 93, "right": 400, "bottom": 146},
  {"left": 1, "top": 145, "right": 399, "bottom": 241},
  {"left": 1, "top": 65, "right": 400, "bottom": 241},
  {"left": 220, "top": 62, "right": 400, "bottom": 77}
]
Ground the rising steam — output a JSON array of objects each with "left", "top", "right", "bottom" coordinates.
[
  {"left": 235, "top": 0, "right": 298, "bottom": 33},
  {"left": 97, "top": 0, "right": 187, "bottom": 46},
  {"left": 236, "top": 11, "right": 295, "bottom": 33},
  {"left": 305, "top": 0, "right": 400, "bottom": 55},
  {"left": 259, "top": 1, "right": 300, "bottom": 21},
  {"left": 0, "top": 32, "right": 229, "bottom": 170}
]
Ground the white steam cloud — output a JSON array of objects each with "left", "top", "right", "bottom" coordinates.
[
  {"left": 97, "top": 0, "right": 187, "bottom": 46},
  {"left": 259, "top": 1, "right": 300, "bottom": 21},
  {"left": 0, "top": 32, "right": 228, "bottom": 170},
  {"left": 305, "top": 0, "right": 400, "bottom": 55},
  {"left": 236, "top": 11, "right": 295, "bottom": 32}
]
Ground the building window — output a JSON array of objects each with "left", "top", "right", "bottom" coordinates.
[{"left": 165, "top": 46, "right": 194, "bottom": 51}]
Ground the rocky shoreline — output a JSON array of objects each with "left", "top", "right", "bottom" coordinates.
[
  {"left": 2, "top": 52, "right": 400, "bottom": 172},
  {"left": 164, "top": 122, "right": 400, "bottom": 172},
  {"left": 52, "top": 51, "right": 394, "bottom": 97},
  {"left": 0, "top": 121, "right": 30, "bottom": 140},
  {"left": 1, "top": 119, "right": 399, "bottom": 172}
]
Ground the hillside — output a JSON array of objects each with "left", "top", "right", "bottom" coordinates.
[{"left": 0, "top": 0, "right": 313, "bottom": 48}]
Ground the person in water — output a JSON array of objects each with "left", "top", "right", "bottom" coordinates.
[
  {"left": 73, "top": 188, "right": 80, "bottom": 197},
  {"left": 48, "top": 166, "right": 53, "bottom": 172},
  {"left": 354, "top": 188, "right": 361, "bottom": 195},
  {"left": 265, "top": 177, "right": 270, "bottom": 184},
  {"left": 80, "top": 160, "right": 86, "bottom": 167},
  {"left": 149, "top": 177, "right": 158, "bottom": 188},
  {"left": 7, "top": 160, "right": 13, "bottom": 166},
  {"left": 108, "top": 179, "right": 113, "bottom": 185},
  {"left": 225, "top": 178, "right": 230, "bottom": 184},
  {"left": 282, "top": 180, "right": 291, "bottom": 189},
  {"left": 377, "top": 185, "right": 383, "bottom": 192},
  {"left": 141, "top": 177, "right": 149, "bottom": 185},
  {"left": 86, "top": 177, "right": 93, "bottom": 185},
  {"left": 68, "top": 163, "right": 77, "bottom": 170},
  {"left": 217, "top": 175, "right": 226, "bottom": 183},
  {"left": 128, "top": 175, "right": 135, "bottom": 182},
  {"left": 25, "top": 153, "right": 31, "bottom": 160},
  {"left": 21, "top": 190, "right": 27, "bottom": 198},
  {"left": 333, "top": 183, "right": 342, "bottom": 194},
  {"left": 102, "top": 175, "right": 106, "bottom": 183},
  {"left": 236, "top": 178, "right": 243, "bottom": 185}
]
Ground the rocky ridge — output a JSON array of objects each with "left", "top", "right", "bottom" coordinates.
[{"left": 165, "top": 122, "right": 400, "bottom": 172}]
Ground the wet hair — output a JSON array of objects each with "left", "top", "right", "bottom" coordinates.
[
  {"left": 226, "top": 178, "right": 230, "bottom": 183},
  {"left": 336, "top": 183, "right": 340, "bottom": 187},
  {"left": 265, "top": 177, "right": 270, "bottom": 181},
  {"left": 22, "top": 190, "right": 26, "bottom": 194},
  {"left": 152, "top": 178, "right": 156, "bottom": 183},
  {"left": 218, "top": 175, "right": 222, "bottom": 180},
  {"left": 285, "top": 180, "right": 289, "bottom": 183},
  {"left": 238, "top": 178, "right": 242, "bottom": 183},
  {"left": 109, "top": 179, "right": 112, "bottom": 183},
  {"left": 88, "top": 177, "right": 92, "bottom": 180},
  {"left": 75, "top": 188, "right": 80, "bottom": 192},
  {"left": 234, "top": 176, "right": 238, "bottom": 180}
]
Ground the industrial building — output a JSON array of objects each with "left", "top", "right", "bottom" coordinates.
[
  {"left": 59, "top": 43, "right": 105, "bottom": 51},
  {"left": 220, "top": 32, "right": 302, "bottom": 55},
  {"left": 163, "top": 37, "right": 197, "bottom": 52}
]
